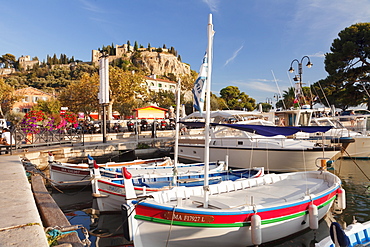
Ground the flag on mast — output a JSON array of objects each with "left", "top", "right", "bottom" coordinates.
[{"left": 192, "top": 52, "right": 208, "bottom": 113}]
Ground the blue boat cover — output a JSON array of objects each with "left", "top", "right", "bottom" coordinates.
[
  {"left": 329, "top": 222, "right": 350, "bottom": 247},
  {"left": 179, "top": 122, "right": 333, "bottom": 137}
]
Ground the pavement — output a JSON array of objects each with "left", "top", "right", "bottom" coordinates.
[
  {"left": 0, "top": 132, "right": 175, "bottom": 246},
  {"left": 0, "top": 155, "right": 48, "bottom": 247}
]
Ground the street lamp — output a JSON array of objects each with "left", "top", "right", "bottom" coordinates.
[{"left": 288, "top": 56, "right": 313, "bottom": 105}]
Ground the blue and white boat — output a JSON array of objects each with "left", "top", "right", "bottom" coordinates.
[
  {"left": 91, "top": 164, "right": 264, "bottom": 212},
  {"left": 316, "top": 220, "right": 370, "bottom": 247}
]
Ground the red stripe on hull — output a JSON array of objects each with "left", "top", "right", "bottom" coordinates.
[{"left": 136, "top": 190, "right": 338, "bottom": 224}]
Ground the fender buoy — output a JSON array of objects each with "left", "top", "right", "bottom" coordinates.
[
  {"left": 123, "top": 167, "right": 132, "bottom": 179},
  {"left": 336, "top": 188, "right": 346, "bottom": 210},
  {"left": 308, "top": 204, "right": 318, "bottom": 230},
  {"left": 251, "top": 214, "right": 262, "bottom": 245}
]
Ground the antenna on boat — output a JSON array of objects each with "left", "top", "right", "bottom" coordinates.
[
  {"left": 203, "top": 13, "right": 215, "bottom": 208},
  {"left": 286, "top": 71, "right": 294, "bottom": 88},
  {"left": 317, "top": 81, "right": 331, "bottom": 108},
  {"left": 271, "top": 70, "right": 286, "bottom": 109},
  {"left": 361, "top": 83, "right": 370, "bottom": 98}
]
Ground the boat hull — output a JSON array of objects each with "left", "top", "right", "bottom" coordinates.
[
  {"left": 49, "top": 157, "right": 172, "bottom": 188},
  {"left": 50, "top": 163, "right": 91, "bottom": 187},
  {"left": 134, "top": 203, "right": 333, "bottom": 247},
  {"left": 343, "top": 136, "right": 370, "bottom": 158},
  {"left": 178, "top": 144, "right": 339, "bottom": 172}
]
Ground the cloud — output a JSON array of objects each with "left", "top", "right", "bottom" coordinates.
[
  {"left": 234, "top": 79, "right": 279, "bottom": 94},
  {"left": 308, "top": 52, "right": 325, "bottom": 58},
  {"left": 291, "top": 0, "right": 370, "bottom": 40},
  {"left": 203, "top": 0, "right": 219, "bottom": 12},
  {"left": 79, "top": 0, "right": 104, "bottom": 13},
  {"left": 224, "top": 45, "right": 244, "bottom": 66}
]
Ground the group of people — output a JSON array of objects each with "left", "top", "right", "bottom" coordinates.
[{"left": 0, "top": 128, "right": 15, "bottom": 145}]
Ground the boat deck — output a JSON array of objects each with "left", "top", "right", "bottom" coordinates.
[{"left": 149, "top": 172, "right": 337, "bottom": 211}]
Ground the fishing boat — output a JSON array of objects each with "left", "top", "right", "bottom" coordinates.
[
  {"left": 123, "top": 14, "right": 345, "bottom": 247},
  {"left": 315, "top": 220, "right": 370, "bottom": 247},
  {"left": 91, "top": 162, "right": 264, "bottom": 212},
  {"left": 125, "top": 170, "right": 344, "bottom": 247},
  {"left": 49, "top": 156, "right": 172, "bottom": 188}
]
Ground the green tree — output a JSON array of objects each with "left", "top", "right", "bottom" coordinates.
[
  {"left": 110, "top": 67, "right": 148, "bottom": 117},
  {"left": 0, "top": 78, "right": 19, "bottom": 116},
  {"left": 58, "top": 72, "right": 100, "bottom": 116},
  {"left": 316, "top": 23, "right": 370, "bottom": 110},
  {"left": 147, "top": 90, "right": 177, "bottom": 109},
  {"left": 0, "top": 53, "right": 17, "bottom": 68},
  {"left": 219, "top": 86, "right": 256, "bottom": 111},
  {"left": 32, "top": 97, "right": 61, "bottom": 114},
  {"left": 259, "top": 102, "right": 272, "bottom": 112}
]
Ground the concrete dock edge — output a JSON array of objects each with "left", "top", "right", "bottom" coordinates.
[{"left": 0, "top": 155, "right": 48, "bottom": 247}]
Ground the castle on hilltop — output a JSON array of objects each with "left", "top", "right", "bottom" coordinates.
[{"left": 91, "top": 44, "right": 169, "bottom": 65}]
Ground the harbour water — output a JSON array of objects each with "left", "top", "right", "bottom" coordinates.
[{"left": 52, "top": 158, "right": 370, "bottom": 247}]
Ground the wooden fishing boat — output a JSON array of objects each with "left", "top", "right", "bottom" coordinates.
[
  {"left": 49, "top": 156, "right": 172, "bottom": 188},
  {"left": 91, "top": 164, "right": 264, "bottom": 212},
  {"left": 125, "top": 170, "right": 345, "bottom": 247},
  {"left": 315, "top": 220, "right": 370, "bottom": 247}
]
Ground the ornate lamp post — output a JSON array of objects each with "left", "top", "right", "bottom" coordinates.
[{"left": 288, "top": 56, "right": 313, "bottom": 106}]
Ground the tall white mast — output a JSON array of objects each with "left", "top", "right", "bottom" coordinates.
[
  {"left": 203, "top": 13, "right": 214, "bottom": 208},
  {"left": 172, "top": 79, "right": 181, "bottom": 186}
]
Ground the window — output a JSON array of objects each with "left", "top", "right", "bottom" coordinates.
[
  {"left": 158, "top": 83, "right": 162, "bottom": 88},
  {"left": 33, "top": 96, "right": 39, "bottom": 103},
  {"left": 23, "top": 96, "right": 29, "bottom": 103}
]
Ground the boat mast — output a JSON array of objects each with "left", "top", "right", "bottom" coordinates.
[
  {"left": 172, "top": 79, "right": 181, "bottom": 186},
  {"left": 203, "top": 13, "right": 214, "bottom": 208}
]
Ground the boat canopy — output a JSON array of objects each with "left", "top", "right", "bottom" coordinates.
[{"left": 180, "top": 122, "right": 333, "bottom": 137}]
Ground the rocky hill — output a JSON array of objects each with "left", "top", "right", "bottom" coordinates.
[{"left": 135, "top": 51, "right": 191, "bottom": 76}]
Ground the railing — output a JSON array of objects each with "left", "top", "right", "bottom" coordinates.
[{"left": 8, "top": 126, "right": 83, "bottom": 150}]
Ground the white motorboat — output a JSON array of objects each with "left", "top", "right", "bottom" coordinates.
[{"left": 178, "top": 123, "right": 341, "bottom": 172}]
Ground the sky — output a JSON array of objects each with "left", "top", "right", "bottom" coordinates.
[{"left": 2, "top": 0, "right": 370, "bottom": 104}]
